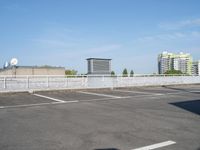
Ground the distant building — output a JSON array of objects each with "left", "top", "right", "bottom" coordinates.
[
  {"left": 0, "top": 66, "right": 65, "bottom": 76},
  {"left": 87, "top": 58, "right": 111, "bottom": 75},
  {"left": 158, "top": 51, "right": 192, "bottom": 75},
  {"left": 192, "top": 61, "right": 200, "bottom": 76}
]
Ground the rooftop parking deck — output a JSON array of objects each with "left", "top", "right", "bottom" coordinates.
[{"left": 0, "top": 85, "right": 200, "bottom": 150}]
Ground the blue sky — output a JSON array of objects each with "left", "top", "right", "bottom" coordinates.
[{"left": 0, "top": 0, "right": 200, "bottom": 74}]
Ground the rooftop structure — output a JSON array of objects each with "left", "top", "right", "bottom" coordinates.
[{"left": 87, "top": 58, "right": 111, "bottom": 75}]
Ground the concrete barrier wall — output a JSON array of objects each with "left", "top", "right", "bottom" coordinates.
[{"left": 0, "top": 75, "right": 200, "bottom": 92}]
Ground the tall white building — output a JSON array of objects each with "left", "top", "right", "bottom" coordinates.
[
  {"left": 199, "top": 61, "right": 200, "bottom": 76},
  {"left": 192, "top": 61, "right": 200, "bottom": 76},
  {"left": 158, "top": 51, "right": 193, "bottom": 75}
]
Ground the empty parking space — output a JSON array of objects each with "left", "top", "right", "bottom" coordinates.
[
  {"left": 117, "top": 85, "right": 200, "bottom": 96},
  {"left": 0, "top": 85, "right": 200, "bottom": 150},
  {"left": 80, "top": 89, "right": 151, "bottom": 98},
  {"left": 35, "top": 90, "right": 108, "bottom": 101},
  {"left": 34, "top": 89, "right": 149, "bottom": 103},
  {"left": 0, "top": 92, "right": 55, "bottom": 108}
]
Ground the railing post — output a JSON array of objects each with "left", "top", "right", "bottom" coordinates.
[
  {"left": 102, "top": 75, "right": 105, "bottom": 81},
  {"left": 81, "top": 76, "right": 84, "bottom": 87},
  {"left": 66, "top": 76, "right": 68, "bottom": 87},
  {"left": 27, "top": 76, "right": 29, "bottom": 88},
  {"left": 116, "top": 75, "right": 119, "bottom": 87},
  {"left": 102, "top": 75, "right": 105, "bottom": 87},
  {"left": 47, "top": 76, "right": 49, "bottom": 88},
  {"left": 4, "top": 77, "right": 6, "bottom": 89},
  {"left": 85, "top": 75, "right": 88, "bottom": 88}
]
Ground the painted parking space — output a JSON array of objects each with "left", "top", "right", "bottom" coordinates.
[
  {"left": 0, "top": 84, "right": 199, "bottom": 109},
  {"left": 35, "top": 90, "right": 108, "bottom": 101},
  {"left": 34, "top": 88, "right": 158, "bottom": 104},
  {"left": 80, "top": 89, "right": 152, "bottom": 97},
  {"left": 0, "top": 89, "right": 151, "bottom": 109},
  {"left": 116, "top": 86, "right": 189, "bottom": 95},
  {"left": 0, "top": 92, "right": 56, "bottom": 108}
]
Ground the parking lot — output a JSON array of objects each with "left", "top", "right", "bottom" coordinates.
[{"left": 0, "top": 84, "right": 200, "bottom": 150}]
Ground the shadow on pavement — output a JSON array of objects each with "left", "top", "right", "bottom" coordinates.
[{"left": 170, "top": 100, "right": 200, "bottom": 115}]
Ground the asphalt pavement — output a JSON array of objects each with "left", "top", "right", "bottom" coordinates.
[{"left": 0, "top": 85, "right": 200, "bottom": 150}]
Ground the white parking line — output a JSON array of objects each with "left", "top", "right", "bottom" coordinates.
[
  {"left": 33, "top": 94, "right": 66, "bottom": 103},
  {"left": 132, "top": 140, "right": 176, "bottom": 150},
  {"left": 165, "top": 91, "right": 186, "bottom": 95},
  {"left": 115, "top": 89, "right": 192, "bottom": 96},
  {"left": 189, "top": 90, "right": 200, "bottom": 93},
  {"left": 80, "top": 96, "right": 131, "bottom": 102},
  {"left": 78, "top": 91, "right": 121, "bottom": 98},
  {"left": 114, "top": 89, "right": 161, "bottom": 95},
  {"left": 0, "top": 100, "right": 79, "bottom": 109}
]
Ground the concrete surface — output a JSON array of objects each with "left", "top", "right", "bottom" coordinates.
[{"left": 0, "top": 85, "right": 200, "bottom": 150}]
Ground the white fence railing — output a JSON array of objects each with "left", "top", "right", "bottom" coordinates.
[{"left": 0, "top": 75, "right": 200, "bottom": 92}]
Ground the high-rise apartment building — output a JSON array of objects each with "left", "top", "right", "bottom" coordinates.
[
  {"left": 158, "top": 51, "right": 193, "bottom": 75},
  {"left": 192, "top": 61, "right": 200, "bottom": 75},
  {"left": 199, "top": 61, "right": 200, "bottom": 75},
  {"left": 158, "top": 52, "right": 173, "bottom": 74}
]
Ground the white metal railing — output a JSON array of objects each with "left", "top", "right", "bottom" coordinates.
[{"left": 0, "top": 74, "right": 200, "bottom": 92}]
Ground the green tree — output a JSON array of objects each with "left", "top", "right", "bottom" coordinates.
[
  {"left": 130, "top": 70, "right": 134, "bottom": 77},
  {"left": 164, "top": 69, "right": 183, "bottom": 75},
  {"left": 122, "top": 68, "right": 128, "bottom": 77},
  {"left": 111, "top": 71, "right": 115, "bottom": 76},
  {"left": 65, "top": 69, "right": 77, "bottom": 75},
  {"left": 40, "top": 65, "right": 56, "bottom": 68}
]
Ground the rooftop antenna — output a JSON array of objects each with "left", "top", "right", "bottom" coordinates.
[
  {"left": 3, "top": 61, "right": 9, "bottom": 68},
  {"left": 10, "top": 58, "right": 18, "bottom": 66}
]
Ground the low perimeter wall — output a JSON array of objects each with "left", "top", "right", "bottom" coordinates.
[{"left": 0, "top": 75, "right": 200, "bottom": 92}]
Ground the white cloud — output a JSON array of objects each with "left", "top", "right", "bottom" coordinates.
[
  {"left": 191, "top": 31, "right": 200, "bottom": 37},
  {"left": 65, "top": 44, "right": 122, "bottom": 58},
  {"left": 131, "top": 31, "right": 200, "bottom": 62},
  {"left": 33, "top": 39, "right": 65, "bottom": 47},
  {"left": 87, "top": 44, "right": 121, "bottom": 53},
  {"left": 32, "top": 39, "right": 77, "bottom": 49},
  {"left": 136, "top": 31, "right": 200, "bottom": 42},
  {"left": 31, "top": 26, "right": 82, "bottom": 50},
  {"left": 159, "top": 18, "right": 200, "bottom": 30}
]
